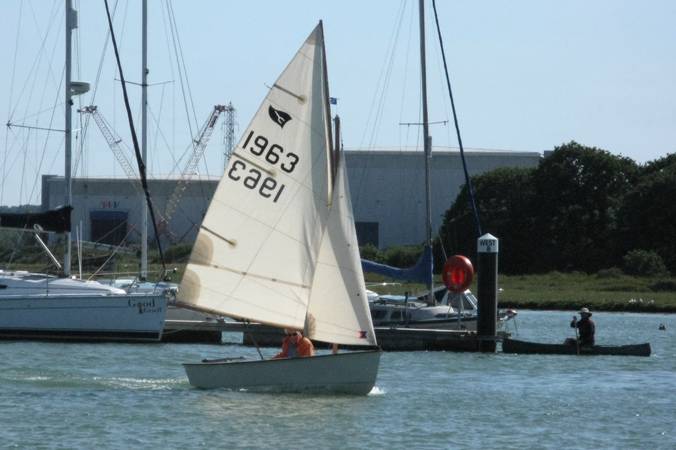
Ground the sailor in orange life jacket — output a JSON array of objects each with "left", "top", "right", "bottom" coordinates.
[{"left": 273, "top": 329, "right": 315, "bottom": 359}]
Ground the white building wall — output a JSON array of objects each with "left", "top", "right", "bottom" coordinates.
[
  {"left": 344, "top": 148, "right": 541, "bottom": 248},
  {"left": 41, "top": 148, "right": 540, "bottom": 248}
]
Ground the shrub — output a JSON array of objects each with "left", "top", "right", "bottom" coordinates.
[
  {"left": 359, "top": 243, "right": 382, "bottom": 262},
  {"left": 162, "top": 244, "right": 193, "bottom": 263},
  {"left": 622, "top": 249, "right": 669, "bottom": 277},
  {"left": 596, "top": 267, "right": 624, "bottom": 279},
  {"left": 382, "top": 245, "right": 422, "bottom": 268},
  {"left": 649, "top": 280, "right": 676, "bottom": 292}
]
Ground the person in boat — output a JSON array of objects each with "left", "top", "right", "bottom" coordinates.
[
  {"left": 273, "top": 328, "right": 315, "bottom": 359},
  {"left": 570, "top": 307, "right": 595, "bottom": 346}
]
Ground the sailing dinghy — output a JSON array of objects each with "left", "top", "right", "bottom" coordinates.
[{"left": 178, "top": 23, "right": 381, "bottom": 394}]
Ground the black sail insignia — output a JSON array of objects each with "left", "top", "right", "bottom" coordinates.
[{"left": 268, "top": 105, "right": 292, "bottom": 128}]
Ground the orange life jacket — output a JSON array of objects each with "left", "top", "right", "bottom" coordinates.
[{"left": 273, "top": 333, "right": 315, "bottom": 359}]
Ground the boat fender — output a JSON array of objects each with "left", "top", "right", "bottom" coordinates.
[
  {"left": 442, "top": 255, "right": 474, "bottom": 293},
  {"left": 505, "top": 309, "right": 518, "bottom": 318}
]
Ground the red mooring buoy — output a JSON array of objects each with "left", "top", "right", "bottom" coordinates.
[{"left": 442, "top": 255, "right": 474, "bottom": 293}]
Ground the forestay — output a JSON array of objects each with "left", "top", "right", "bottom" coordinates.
[{"left": 178, "top": 24, "right": 376, "bottom": 347}]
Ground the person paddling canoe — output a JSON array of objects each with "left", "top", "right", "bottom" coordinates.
[{"left": 570, "top": 307, "right": 596, "bottom": 346}]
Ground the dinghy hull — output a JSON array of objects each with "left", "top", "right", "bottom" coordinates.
[
  {"left": 502, "top": 338, "right": 651, "bottom": 356},
  {"left": 183, "top": 350, "right": 381, "bottom": 395}
]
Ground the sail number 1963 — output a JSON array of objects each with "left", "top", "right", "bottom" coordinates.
[{"left": 227, "top": 130, "right": 299, "bottom": 203}]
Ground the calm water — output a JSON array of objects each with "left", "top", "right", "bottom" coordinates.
[{"left": 1, "top": 310, "right": 674, "bottom": 449}]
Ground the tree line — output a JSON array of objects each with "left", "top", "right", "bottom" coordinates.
[{"left": 439, "top": 141, "right": 676, "bottom": 275}]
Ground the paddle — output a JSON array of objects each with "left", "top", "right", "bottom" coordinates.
[{"left": 573, "top": 315, "right": 580, "bottom": 355}]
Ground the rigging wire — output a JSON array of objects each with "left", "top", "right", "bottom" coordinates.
[
  {"left": 165, "top": 0, "right": 213, "bottom": 200},
  {"left": 158, "top": 1, "right": 179, "bottom": 175},
  {"left": 166, "top": 0, "right": 199, "bottom": 131},
  {"left": 354, "top": 0, "right": 408, "bottom": 207},
  {"left": 8, "top": 1, "right": 62, "bottom": 122},
  {"left": 148, "top": 104, "right": 182, "bottom": 172},
  {"left": 26, "top": 72, "right": 64, "bottom": 206},
  {"left": 360, "top": 0, "right": 408, "bottom": 151},
  {"left": 431, "top": 0, "right": 482, "bottom": 238},
  {"left": 151, "top": 83, "right": 168, "bottom": 171},
  {"left": 74, "top": 0, "right": 121, "bottom": 177},
  {"left": 162, "top": 0, "right": 210, "bottom": 212},
  {"left": 398, "top": 2, "right": 416, "bottom": 150},
  {"left": 27, "top": 5, "right": 69, "bottom": 205},
  {"left": 396, "top": 1, "right": 424, "bottom": 244},
  {"left": 73, "top": 0, "right": 85, "bottom": 176},
  {"left": 164, "top": 2, "right": 197, "bottom": 147},
  {"left": 2, "top": 1, "right": 24, "bottom": 204},
  {"left": 5, "top": 1, "right": 64, "bottom": 208},
  {"left": 2, "top": 3, "right": 81, "bottom": 264},
  {"left": 103, "top": 0, "right": 166, "bottom": 278}
]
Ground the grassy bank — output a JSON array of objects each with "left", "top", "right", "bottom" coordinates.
[
  {"left": 6, "top": 250, "right": 676, "bottom": 313},
  {"left": 497, "top": 272, "right": 676, "bottom": 312},
  {"left": 366, "top": 271, "right": 676, "bottom": 313}
]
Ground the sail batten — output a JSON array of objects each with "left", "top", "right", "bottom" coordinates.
[
  {"left": 173, "top": 301, "right": 307, "bottom": 332},
  {"left": 188, "top": 261, "right": 311, "bottom": 290}
]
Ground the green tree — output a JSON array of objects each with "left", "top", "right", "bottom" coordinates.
[
  {"left": 531, "top": 142, "right": 638, "bottom": 272},
  {"left": 359, "top": 243, "right": 383, "bottom": 263},
  {"left": 439, "top": 166, "right": 536, "bottom": 273},
  {"left": 622, "top": 249, "right": 669, "bottom": 277},
  {"left": 618, "top": 156, "right": 676, "bottom": 273},
  {"left": 382, "top": 245, "right": 423, "bottom": 268}
]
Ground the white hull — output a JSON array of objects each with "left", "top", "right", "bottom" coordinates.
[
  {"left": 369, "top": 289, "right": 516, "bottom": 331},
  {"left": 184, "top": 350, "right": 381, "bottom": 395},
  {"left": 0, "top": 294, "right": 167, "bottom": 342},
  {"left": 0, "top": 271, "right": 168, "bottom": 341},
  {"left": 375, "top": 317, "right": 479, "bottom": 331}
]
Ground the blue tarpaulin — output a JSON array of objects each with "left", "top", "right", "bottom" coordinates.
[{"left": 361, "top": 246, "right": 432, "bottom": 284}]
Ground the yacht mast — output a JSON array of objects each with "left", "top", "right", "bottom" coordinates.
[
  {"left": 418, "top": 0, "right": 434, "bottom": 302},
  {"left": 64, "top": 0, "right": 76, "bottom": 276},
  {"left": 140, "top": 0, "right": 149, "bottom": 279}
]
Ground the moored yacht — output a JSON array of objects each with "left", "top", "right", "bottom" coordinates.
[
  {"left": 368, "top": 287, "right": 516, "bottom": 331},
  {"left": 0, "top": 270, "right": 167, "bottom": 341}
]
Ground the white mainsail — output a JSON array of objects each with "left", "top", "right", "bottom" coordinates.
[
  {"left": 178, "top": 23, "right": 374, "bottom": 348},
  {"left": 306, "top": 157, "right": 377, "bottom": 346}
]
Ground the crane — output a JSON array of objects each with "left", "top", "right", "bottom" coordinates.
[
  {"left": 78, "top": 105, "right": 139, "bottom": 181},
  {"left": 80, "top": 104, "right": 228, "bottom": 242},
  {"left": 162, "top": 104, "right": 227, "bottom": 227}
]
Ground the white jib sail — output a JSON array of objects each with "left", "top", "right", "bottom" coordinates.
[
  {"left": 178, "top": 24, "right": 333, "bottom": 331},
  {"left": 306, "top": 157, "right": 378, "bottom": 347}
]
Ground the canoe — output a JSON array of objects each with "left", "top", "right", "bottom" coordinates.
[{"left": 501, "top": 338, "right": 651, "bottom": 357}]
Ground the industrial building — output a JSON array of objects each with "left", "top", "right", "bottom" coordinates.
[{"left": 41, "top": 147, "right": 541, "bottom": 249}]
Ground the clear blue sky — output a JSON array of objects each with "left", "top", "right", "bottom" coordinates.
[{"left": 2, "top": 0, "right": 675, "bottom": 206}]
